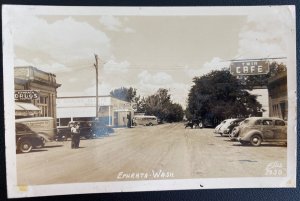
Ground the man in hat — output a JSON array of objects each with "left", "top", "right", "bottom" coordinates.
[{"left": 71, "top": 122, "right": 80, "bottom": 149}]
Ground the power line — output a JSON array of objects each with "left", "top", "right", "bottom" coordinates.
[{"left": 228, "top": 57, "right": 287, "bottom": 62}]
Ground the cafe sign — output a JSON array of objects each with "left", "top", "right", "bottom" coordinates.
[
  {"left": 230, "top": 60, "right": 269, "bottom": 76},
  {"left": 15, "top": 90, "right": 40, "bottom": 100}
]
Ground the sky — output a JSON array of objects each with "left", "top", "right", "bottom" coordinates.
[{"left": 10, "top": 6, "right": 295, "bottom": 108}]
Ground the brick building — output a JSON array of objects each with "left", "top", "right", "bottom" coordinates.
[{"left": 14, "top": 66, "right": 61, "bottom": 119}]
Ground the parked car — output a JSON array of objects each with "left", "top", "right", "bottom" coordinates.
[
  {"left": 90, "top": 121, "right": 114, "bottom": 137},
  {"left": 16, "top": 123, "right": 45, "bottom": 153},
  {"left": 184, "top": 119, "right": 200, "bottom": 129},
  {"left": 15, "top": 117, "right": 56, "bottom": 142},
  {"left": 56, "top": 120, "right": 114, "bottom": 140},
  {"left": 218, "top": 119, "right": 237, "bottom": 136},
  {"left": 214, "top": 120, "right": 226, "bottom": 133},
  {"left": 232, "top": 117, "right": 287, "bottom": 146},
  {"left": 56, "top": 121, "right": 93, "bottom": 140},
  {"left": 185, "top": 118, "right": 215, "bottom": 129},
  {"left": 220, "top": 118, "right": 245, "bottom": 136}
]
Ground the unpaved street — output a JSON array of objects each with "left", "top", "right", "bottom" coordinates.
[{"left": 17, "top": 123, "right": 287, "bottom": 185}]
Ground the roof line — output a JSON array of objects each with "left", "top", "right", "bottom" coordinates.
[{"left": 57, "top": 95, "right": 112, "bottom": 99}]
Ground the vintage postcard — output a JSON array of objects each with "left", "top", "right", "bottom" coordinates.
[{"left": 2, "top": 5, "right": 297, "bottom": 198}]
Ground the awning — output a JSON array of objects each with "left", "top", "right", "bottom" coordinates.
[
  {"left": 15, "top": 102, "right": 40, "bottom": 111},
  {"left": 15, "top": 102, "right": 40, "bottom": 116}
]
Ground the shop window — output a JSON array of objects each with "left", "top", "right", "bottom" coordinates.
[{"left": 59, "top": 118, "right": 71, "bottom": 126}]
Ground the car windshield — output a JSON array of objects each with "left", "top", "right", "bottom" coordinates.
[{"left": 16, "top": 123, "right": 30, "bottom": 132}]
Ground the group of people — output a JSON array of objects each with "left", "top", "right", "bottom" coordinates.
[{"left": 70, "top": 122, "right": 81, "bottom": 149}]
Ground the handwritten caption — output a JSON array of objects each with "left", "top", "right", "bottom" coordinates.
[
  {"left": 265, "top": 161, "right": 285, "bottom": 176},
  {"left": 117, "top": 170, "right": 175, "bottom": 180}
]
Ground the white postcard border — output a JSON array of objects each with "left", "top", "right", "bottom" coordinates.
[{"left": 2, "top": 5, "right": 297, "bottom": 198}]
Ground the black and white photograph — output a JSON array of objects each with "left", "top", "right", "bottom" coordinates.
[{"left": 2, "top": 5, "right": 297, "bottom": 198}]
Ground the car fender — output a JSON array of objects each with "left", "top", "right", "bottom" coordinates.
[
  {"left": 241, "top": 130, "right": 263, "bottom": 141},
  {"left": 16, "top": 136, "right": 34, "bottom": 148},
  {"left": 37, "top": 132, "right": 51, "bottom": 142}
]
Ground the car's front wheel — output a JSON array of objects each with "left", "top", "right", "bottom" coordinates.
[
  {"left": 198, "top": 122, "right": 203, "bottom": 129},
  {"left": 18, "top": 139, "right": 33, "bottom": 153},
  {"left": 250, "top": 134, "right": 262, "bottom": 146}
]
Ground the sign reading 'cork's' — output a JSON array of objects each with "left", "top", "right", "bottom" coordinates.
[
  {"left": 230, "top": 60, "right": 270, "bottom": 75},
  {"left": 14, "top": 90, "right": 40, "bottom": 100}
]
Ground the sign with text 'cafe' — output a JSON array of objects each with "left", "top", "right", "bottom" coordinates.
[
  {"left": 15, "top": 90, "right": 40, "bottom": 101},
  {"left": 230, "top": 60, "right": 270, "bottom": 76}
]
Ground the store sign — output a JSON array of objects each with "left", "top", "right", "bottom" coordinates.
[
  {"left": 15, "top": 90, "right": 40, "bottom": 100},
  {"left": 230, "top": 60, "right": 269, "bottom": 75}
]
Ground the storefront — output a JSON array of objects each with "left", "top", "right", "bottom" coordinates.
[
  {"left": 56, "top": 96, "right": 134, "bottom": 127},
  {"left": 267, "top": 71, "right": 287, "bottom": 120},
  {"left": 14, "top": 66, "right": 61, "bottom": 119}
]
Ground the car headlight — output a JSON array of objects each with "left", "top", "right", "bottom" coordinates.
[{"left": 232, "top": 127, "right": 239, "bottom": 136}]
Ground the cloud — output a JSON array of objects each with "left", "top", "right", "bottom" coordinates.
[
  {"left": 138, "top": 71, "right": 173, "bottom": 85},
  {"left": 83, "top": 82, "right": 113, "bottom": 96},
  {"left": 14, "top": 58, "right": 72, "bottom": 73},
  {"left": 124, "top": 27, "right": 135, "bottom": 33},
  {"left": 237, "top": 9, "right": 294, "bottom": 59},
  {"left": 136, "top": 70, "right": 190, "bottom": 107},
  {"left": 99, "top": 15, "right": 122, "bottom": 31},
  {"left": 103, "top": 59, "right": 130, "bottom": 74},
  {"left": 202, "top": 57, "right": 230, "bottom": 73},
  {"left": 185, "top": 58, "right": 230, "bottom": 78},
  {"left": 12, "top": 14, "right": 112, "bottom": 67},
  {"left": 11, "top": 13, "right": 116, "bottom": 97},
  {"left": 99, "top": 15, "right": 135, "bottom": 33},
  {"left": 184, "top": 66, "right": 203, "bottom": 78}
]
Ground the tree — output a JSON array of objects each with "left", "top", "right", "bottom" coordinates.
[
  {"left": 110, "top": 87, "right": 137, "bottom": 102},
  {"left": 187, "top": 70, "right": 263, "bottom": 125},
  {"left": 165, "top": 103, "right": 184, "bottom": 122},
  {"left": 238, "top": 62, "right": 287, "bottom": 89},
  {"left": 143, "top": 88, "right": 184, "bottom": 122}
]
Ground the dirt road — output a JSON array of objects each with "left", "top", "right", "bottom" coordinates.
[{"left": 17, "top": 123, "right": 287, "bottom": 185}]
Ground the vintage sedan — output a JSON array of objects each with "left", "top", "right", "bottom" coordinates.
[
  {"left": 214, "top": 120, "right": 226, "bottom": 133},
  {"left": 16, "top": 123, "right": 45, "bottom": 153},
  {"left": 56, "top": 121, "right": 93, "bottom": 140},
  {"left": 221, "top": 118, "right": 245, "bottom": 136},
  {"left": 218, "top": 119, "right": 237, "bottom": 136},
  {"left": 234, "top": 117, "right": 287, "bottom": 146}
]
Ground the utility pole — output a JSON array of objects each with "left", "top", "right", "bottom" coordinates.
[{"left": 94, "top": 54, "right": 99, "bottom": 119}]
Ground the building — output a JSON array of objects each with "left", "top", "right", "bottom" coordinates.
[
  {"left": 56, "top": 96, "right": 134, "bottom": 127},
  {"left": 267, "top": 70, "right": 287, "bottom": 120},
  {"left": 248, "top": 88, "right": 269, "bottom": 117},
  {"left": 14, "top": 66, "right": 61, "bottom": 119}
]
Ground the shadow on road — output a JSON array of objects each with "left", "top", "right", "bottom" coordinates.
[
  {"left": 43, "top": 145, "right": 63, "bottom": 148},
  {"left": 223, "top": 139, "right": 235, "bottom": 142},
  {"left": 17, "top": 149, "right": 48, "bottom": 154},
  {"left": 238, "top": 159, "right": 258, "bottom": 163},
  {"left": 232, "top": 143, "right": 286, "bottom": 147}
]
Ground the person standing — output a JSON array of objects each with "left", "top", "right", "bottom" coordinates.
[{"left": 71, "top": 122, "right": 80, "bottom": 149}]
